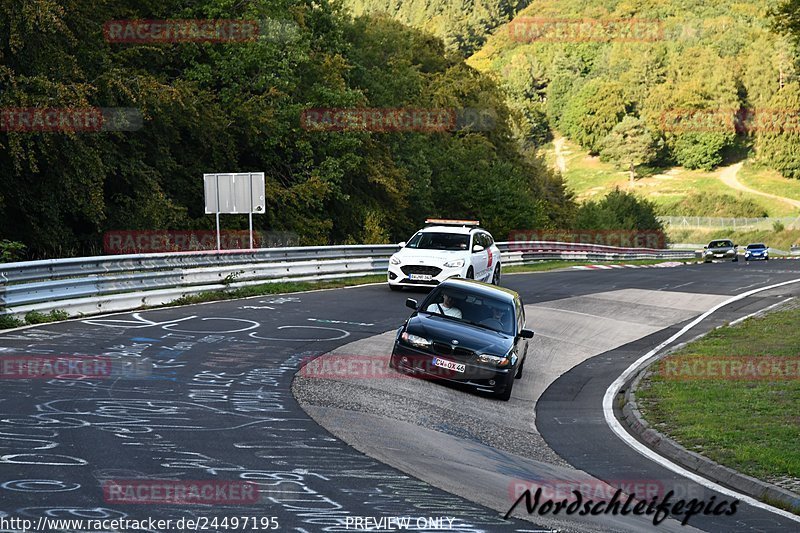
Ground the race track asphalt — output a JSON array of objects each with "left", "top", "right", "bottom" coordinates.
[{"left": 0, "top": 260, "right": 798, "bottom": 532}]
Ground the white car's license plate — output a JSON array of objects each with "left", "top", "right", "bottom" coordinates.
[
  {"left": 409, "top": 274, "right": 432, "bottom": 281},
  {"left": 432, "top": 357, "right": 465, "bottom": 373}
]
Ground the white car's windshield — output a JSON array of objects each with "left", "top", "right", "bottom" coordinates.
[{"left": 406, "top": 232, "right": 469, "bottom": 251}]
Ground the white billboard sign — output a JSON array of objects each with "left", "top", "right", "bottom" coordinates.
[
  {"left": 203, "top": 172, "right": 266, "bottom": 250},
  {"left": 204, "top": 172, "right": 265, "bottom": 214}
]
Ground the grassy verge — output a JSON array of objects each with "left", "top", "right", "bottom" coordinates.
[
  {"left": 739, "top": 163, "right": 800, "bottom": 203},
  {"left": 636, "top": 306, "right": 800, "bottom": 491},
  {"left": 0, "top": 309, "right": 70, "bottom": 330}
]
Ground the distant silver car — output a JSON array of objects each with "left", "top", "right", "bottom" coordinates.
[{"left": 703, "top": 239, "right": 738, "bottom": 263}]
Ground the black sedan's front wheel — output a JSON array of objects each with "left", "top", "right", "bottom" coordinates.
[{"left": 495, "top": 371, "right": 515, "bottom": 401}]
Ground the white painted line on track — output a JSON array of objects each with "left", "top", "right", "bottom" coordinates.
[{"left": 603, "top": 277, "right": 800, "bottom": 524}]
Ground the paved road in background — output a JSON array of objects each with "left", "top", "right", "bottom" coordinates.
[{"left": 0, "top": 260, "right": 798, "bottom": 532}]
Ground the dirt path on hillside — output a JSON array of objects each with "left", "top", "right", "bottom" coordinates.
[
  {"left": 553, "top": 136, "right": 567, "bottom": 174},
  {"left": 718, "top": 162, "right": 800, "bottom": 210}
]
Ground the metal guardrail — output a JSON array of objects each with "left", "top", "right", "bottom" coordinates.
[{"left": 0, "top": 241, "right": 695, "bottom": 319}]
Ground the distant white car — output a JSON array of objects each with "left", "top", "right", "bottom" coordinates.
[{"left": 387, "top": 219, "right": 502, "bottom": 291}]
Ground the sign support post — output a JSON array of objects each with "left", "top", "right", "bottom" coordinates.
[
  {"left": 215, "top": 174, "right": 221, "bottom": 251},
  {"left": 249, "top": 174, "right": 254, "bottom": 249}
]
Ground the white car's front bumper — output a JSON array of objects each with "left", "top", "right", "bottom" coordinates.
[{"left": 387, "top": 263, "right": 466, "bottom": 287}]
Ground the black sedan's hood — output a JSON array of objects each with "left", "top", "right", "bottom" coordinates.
[{"left": 405, "top": 313, "right": 514, "bottom": 355}]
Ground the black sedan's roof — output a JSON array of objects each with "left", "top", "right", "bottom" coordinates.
[{"left": 437, "top": 278, "right": 518, "bottom": 302}]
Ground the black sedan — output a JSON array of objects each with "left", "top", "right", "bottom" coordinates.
[
  {"left": 389, "top": 278, "right": 533, "bottom": 401},
  {"left": 703, "top": 239, "right": 738, "bottom": 263}
]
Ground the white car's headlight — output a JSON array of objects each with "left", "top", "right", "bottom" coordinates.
[
  {"left": 444, "top": 259, "right": 465, "bottom": 268},
  {"left": 477, "top": 354, "right": 510, "bottom": 367},
  {"left": 401, "top": 332, "right": 432, "bottom": 348},
  {"left": 390, "top": 255, "right": 401, "bottom": 265}
]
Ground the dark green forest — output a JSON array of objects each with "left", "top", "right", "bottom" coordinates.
[
  {"left": 0, "top": 0, "right": 573, "bottom": 259},
  {"left": 352, "top": 1, "right": 800, "bottom": 178},
  {"left": 469, "top": 1, "right": 800, "bottom": 177}
]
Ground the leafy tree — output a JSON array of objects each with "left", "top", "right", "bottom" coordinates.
[
  {"left": 642, "top": 46, "right": 740, "bottom": 169},
  {"left": 670, "top": 132, "right": 735, "bottom": 170},
  {"left": 600, "top": 116, "right": 660, "bottom": 184},
  {"left": 753, "top": 82, "right": 800, "bottom": 179},
  {"left": 574, "top": 188, "right": 664, "bottom": 232},
  {"left": 344, "top": 0, "right": 529, "bottom": 55},
  {"left": 560, "top": 78, "right": 630, "bottom": 154},
  {"left": 773, "top": 0, "right": 800, "bottom": 46}
]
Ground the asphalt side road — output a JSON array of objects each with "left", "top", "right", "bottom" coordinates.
[{"left": 0, "top": 260, "right": 798, "bottom": 532}]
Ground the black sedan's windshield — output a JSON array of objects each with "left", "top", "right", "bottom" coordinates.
[
  {"left": 709, "top": 240, "right": 733, "bottom": 248},
  {"left": 406, "top": 232, "right": 469, "bottom": 251},
  {"left": 746, "top": 243, "right": 766, "bottom": 250},
  {"left": 422, "top": 287, "right": 515, "bottom": 335}
]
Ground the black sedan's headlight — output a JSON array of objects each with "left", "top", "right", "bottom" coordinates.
[
  {"left": 476, "top": 354, "right": 511, "bottom": 367},
  {"left": 400, "top": 331, "right": 432, "bottom": 348}
]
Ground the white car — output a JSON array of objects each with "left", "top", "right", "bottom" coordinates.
[{"left": 387, "top": 219, "right": 502, "bottom": 290}]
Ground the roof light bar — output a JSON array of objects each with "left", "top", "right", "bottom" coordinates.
[{"left": 425, "top": 218, "right": 480, "bottom": 227}]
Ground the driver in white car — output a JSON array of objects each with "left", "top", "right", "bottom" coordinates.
[{"left": 426, "top": 292, "right": 462, "bottom": 319}]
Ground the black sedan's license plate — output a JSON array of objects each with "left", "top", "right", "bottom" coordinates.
[{"left": 432, "top": 357, "right": 465, "bottom": 373}]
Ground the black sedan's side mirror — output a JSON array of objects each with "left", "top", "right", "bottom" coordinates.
[
  {"left": 405, "top": 298, "right": 418, "bottom": 310},
  {"left": 518, "top": 329, "right": 534, "bottom": 339}
]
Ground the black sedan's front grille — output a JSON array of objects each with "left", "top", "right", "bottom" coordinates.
[
  {"left": 432, "top": 342, "right": 475, "bottom": 361},
  {"left": 401, "top": 265, "right": 442, "bottom": 277}
]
